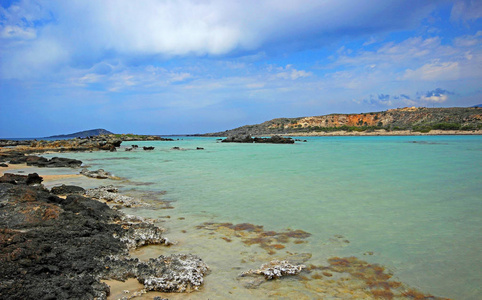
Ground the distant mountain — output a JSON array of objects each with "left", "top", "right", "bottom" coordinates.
[
  {"left": 204, "top": 107, "right": 482, "bottom": 136},
  {"left": 47, "top": 129, "right": 113, "bottom": 139},
  {"left": 472, "top": 104, "right": 482, "bottom": 108}
]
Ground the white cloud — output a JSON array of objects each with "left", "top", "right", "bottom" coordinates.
[
  {"left": 403, "top": 61, "right": 460, "bottom": 81},
  {"left": 0, "top": 25, "right": 36, "bottom": 39},
  {"left": 451, "top": 0, "right": 482, "bottom": 21},
  {"left": 420, "top": 94, "right": 448, "bottom": 103},
  {"left": 276, "top": 65, "right": 312, "bottom": 80}
]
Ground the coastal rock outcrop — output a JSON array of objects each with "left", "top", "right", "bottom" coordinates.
[
  {"left": 0, "top": 179, "right": 124, "bottom": 299},
  {"left": 29, "top": 156, "right": 83, "bottom": 168},
  {"left": 222, "top": 135, "right": 294, "bottom": 144},
  {"left": 3, "top": 153, "right": 83, "bottom": 168},
  {"left": 0, "top": 173, "right": 202, "bottom": 299},
  {"left": 50, "top": 184, "right": 86, "bottom": 195},
  {"left": 0, "top": 172, "right": 43, "bottom": 185}
]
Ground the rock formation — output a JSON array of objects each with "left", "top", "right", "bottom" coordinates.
[
  {"left": 222, "top": 135, "right": 294, "bottom": 144},
  {"left": 80, "top": 168, "right": 114, "bottom": 179}
]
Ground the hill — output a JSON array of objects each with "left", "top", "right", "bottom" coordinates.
[
  {"left": 47, "top": 129, "right": 113, "bottom": 139},
  {"left": 205, "top": 107, "right": 482, "bottom": 136}
]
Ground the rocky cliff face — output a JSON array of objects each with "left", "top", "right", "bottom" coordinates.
[{"left": 205, "top": 107, "right": 482, "bottom": 136}]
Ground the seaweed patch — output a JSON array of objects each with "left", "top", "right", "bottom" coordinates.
[{"left": 196, "top": 222, "right": 311, "bottom": 254}]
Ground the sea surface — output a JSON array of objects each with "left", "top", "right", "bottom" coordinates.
[{"left": 44, "top": 136, "right": 482, "bottom": 299}]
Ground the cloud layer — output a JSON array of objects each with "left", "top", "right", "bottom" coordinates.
[
  {"left": 1, "top": 0, "right": 440, "bottom": 78},
  {"left": 0, "top": 0, "right": 481, "bottom": 136}
]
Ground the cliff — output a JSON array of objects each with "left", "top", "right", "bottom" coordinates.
[{"left": 205, "top": 107, "right": 482, "bottom": 136}]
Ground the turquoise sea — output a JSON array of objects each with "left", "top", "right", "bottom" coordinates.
[{"left": 44, "top": 136, "right": 482, "bottom": 299}]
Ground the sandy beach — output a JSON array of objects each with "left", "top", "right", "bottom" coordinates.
[
  {"left": 0, "top": 163, "right": 83, "bottom": 181},
  {"left": 286, "top": 129, "right": 482, "bottom": 136}
]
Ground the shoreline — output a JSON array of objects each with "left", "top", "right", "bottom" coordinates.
[
  {"left": 0, "top": 143, "right": 456, "bottom": 299},
  {"left": 277, "top": 129, "right": 482, "bottom": 137}
]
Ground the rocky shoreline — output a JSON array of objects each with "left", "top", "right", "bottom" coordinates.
[
  {"left": 0, "top": 165, "right": 209, "bottom": 299},
  {"left": 0, "top": 136, "right": 214, "bottom": 299},
  {"left": 0, "top": 137, "right": 452, "bottom": 299}
]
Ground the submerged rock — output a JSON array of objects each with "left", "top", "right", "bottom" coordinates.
[
  {"left": 239, "top": 260, "right": 305, "bottom": 288},
  {"left": 241, "top": 260, "right": 305, "bottom": 280},
  {"left": 80, "top": 168, "right": 114, "bottom": 179}
]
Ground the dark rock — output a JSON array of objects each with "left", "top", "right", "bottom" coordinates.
[
  {"left": 27, "top": 156, "right": 83, "bottom": 168},
  {"left": 0, "top": 173, "right": 43, "bottom": 185},
  {"left": 0, "top": 183, "right": 124, "bottom": 299},
  {"left": 26, "top": 173, "right": 43, "bottom": 185},
  {"left": 222, "top": 134, "right": 254, "bottom": 143},
  {"left": 143, "top": 146, "right": 155, "bottom": 150},
  {"left": 8, "top": 156, "right": 27, "bottom": 164},
  {"left": 99, "top": 142, "right": 117, "bottom": 151},
  {"left": 253, "top": 135, "right": 294, "bottom": 144},
  {"left": 0, "top": 169, "right": 204, "bottom": 299},
  {"left": 222, "top": 135, "right": 294, "bottom": 144},
  {"left": 111, "top": 140, "right": 122, "bottom": 147},
  {"left": 196, "top": 147, "right": 204, "bottom": 150},
  {"left": 0, "top": 163, "right": 7, "bottom": 167},
  {"left": 50, "top": 184, "right": 85, "bottom": 195},
  {"left": 25, "top": 156, "right": 48, "bottom": 166}
]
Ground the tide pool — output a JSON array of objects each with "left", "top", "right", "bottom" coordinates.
[{"left": 47, "top": 136, "right": 482, "bottom": 299}]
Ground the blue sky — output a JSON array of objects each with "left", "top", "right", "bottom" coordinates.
[{"left": 1, "top": 0, "right": 481, "bottom": 137}]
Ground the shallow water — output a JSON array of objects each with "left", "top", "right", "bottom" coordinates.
[{"left": 45, "top": 136, "right": 482, "bottom": 299}]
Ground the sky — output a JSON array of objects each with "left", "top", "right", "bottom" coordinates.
[{"left": 1, "top": 0, "right": 481, "bottom": 137}]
